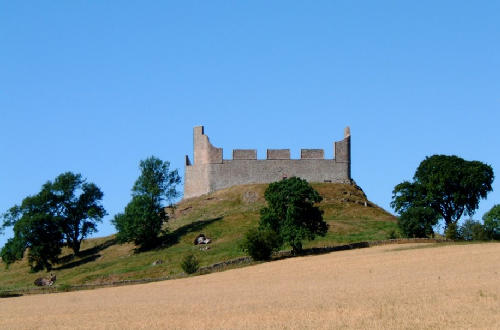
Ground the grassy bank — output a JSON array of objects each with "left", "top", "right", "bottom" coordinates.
[{"left": 0, "top": 183, "right": 397, "bottom": 290}]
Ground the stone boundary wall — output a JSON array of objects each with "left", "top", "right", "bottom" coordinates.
[{"left": 184, "top": 126, "right": 352, "bottom": 199}]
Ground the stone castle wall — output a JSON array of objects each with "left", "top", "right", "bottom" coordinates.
[{"left": 183, "top": 126, "right": 351, "bottom": 199}]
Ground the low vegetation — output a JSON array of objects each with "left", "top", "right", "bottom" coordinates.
[
  {"left": 0, "top": 182, "right": 397, "bottom": 290},
  {"left": 180, "top": 254, "right": 199, "bottom": 274}
]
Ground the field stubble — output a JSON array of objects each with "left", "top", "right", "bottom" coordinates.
[{"left": 1, "top": 243, "right": 499, "bottom": 329}]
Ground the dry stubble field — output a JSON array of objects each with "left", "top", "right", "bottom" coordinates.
[{"left": 1, "top": 243, "right": 499, "bottom": 329}]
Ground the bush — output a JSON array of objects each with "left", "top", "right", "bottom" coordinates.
[
  {"left": 241, "top": 228, "right": 281, "bottom": 261},
  {"left": 398, "top": 207, "right": 439, "bottom": 238},
  {"left": 483, "top": 204, "right": 500, "bottom": 240},
  {"left": 459, "top": 219, "right": 485, "bottom": 241},
  {"left": 181, "top": 254, "right": 199, "bottom": 274},
  {"left": 445, "top": 222, "right": 459, "bottom": 240},
  {"left": 58, "top": 284, "right": 72, "bottom": 292},
  {"left": 387, "top": 229, "right": 398, "bottom": 239}
]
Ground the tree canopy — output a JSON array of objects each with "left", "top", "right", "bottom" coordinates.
[
  {"left": 112, "top": 156, "right": 181, "bottom": 249},
  {"left": 47, "top": 172, "right": 106, "bottom": 254},
  {"left": 1, "top": 193, "right": 63, "bottom": 271},
  {"left": 1, "top": 172, "right": 105, "bottom": 270},
  {"left": 259, "top": 177, "right": 328, "bottom": 253},
  {"left": 482, "top": 204, "right": 500, "bottom": 240},
  {"left": 391, "top": 155, "right": 494, "bottom": 230},
  {"left": 397, "top": 206, "right": 439, "bottom": 238}
]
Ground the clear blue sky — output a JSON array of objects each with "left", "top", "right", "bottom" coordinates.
[{"left": 1, "top": 1, "right": 499, "bottom": 247}]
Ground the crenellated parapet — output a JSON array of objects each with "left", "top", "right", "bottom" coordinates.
[{"left": 184, "top": 126, "right": 352, "bottom": 199}]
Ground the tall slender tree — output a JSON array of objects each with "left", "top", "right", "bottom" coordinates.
[{"left": 113, "top": 156, "right": 181, "bottom": 249}]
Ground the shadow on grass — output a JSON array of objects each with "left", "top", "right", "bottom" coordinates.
[
  {"left": 55, "top": 238, "right": 117, "bottom": 270},
  {"left": 134, "top": 217, "right": 224, "bottom": 253},
  {"left": 0, "top": 292, "right": 23, "bottom": 298},
  {"left": 54, "top": 254, "right": 101, "bottom": 270}
]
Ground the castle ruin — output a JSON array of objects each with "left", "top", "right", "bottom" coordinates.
[{"left": 183, "top": 126, "right": 352, "bottom": 199}]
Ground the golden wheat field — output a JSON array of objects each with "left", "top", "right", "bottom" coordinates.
[{"left": 1, "top": 243, "right": 499, "bottom": 329}]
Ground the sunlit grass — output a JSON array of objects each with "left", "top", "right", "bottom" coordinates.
[{"left": 0, "top": 183, "right": 397, "bottom": 290}]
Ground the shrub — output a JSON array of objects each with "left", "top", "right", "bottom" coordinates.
[
  {"left": 58, "top": 284, "right": 72, "bottom": 292},
  {"left": 482, "top": 204, "right": 500, "bottom": 240},
  {"left": 387, "top": 229, "right": 398, "bottom": 239},
  {"left": 241, "top": 228, "right": 281, "bottom": 261},
  {"left": 181, "top": 254, "right": 199, "bottom": 274},
  {"left": 445, "top": 222, "right": 459, "bottom": 240},
  {"left": 459, "top": 219, "right": 485, "bottom": 241},
  {"left": 398, "top": 207, "right": 439, "bottom": 238}
]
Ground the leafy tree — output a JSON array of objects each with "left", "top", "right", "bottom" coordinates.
[
  {"left": 47, "top": 172, "right": 106, "bottom": 255},
  {"left": 1, "top": 172, "right": 105, "bottom": 270},
  {"left": 1, "top": 237, "right": 26, "bottom": 266},
  {"left": 445, "top": 222, "right": 459, "bottom": 240},
  {"left": 392, "top": 155, "right": 494, "bottom": 230},
  {"left": 482, "top": 204, "right": 500, "bottom": 240},
  {"left": 459, "top": 219, "right": 485, "bottom": 241},
  {"left": 259, "top": 177, "right": 328, "bottom": 254},
  {"left": 398, "top": 206, "right": 439, "bottom": 238},
  {"left": 1, "top": 191, "right": 64, "bottom": 271},
  {"left": 241, "top": 227, "right": 281, "bottom": 261},
  {"left": 112, "top": 156, "right": 181, "bottom": 249}
]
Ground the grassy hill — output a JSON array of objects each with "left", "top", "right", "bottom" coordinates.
[{"left": 0, "top": 183, "right": 397, "bottom": 290}]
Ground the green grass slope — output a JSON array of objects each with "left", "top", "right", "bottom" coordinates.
[{"left": 0, "top": 183, "right": 397, "bottom": 290}]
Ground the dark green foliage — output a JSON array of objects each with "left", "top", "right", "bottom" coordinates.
[
  {"left": 445, "top": 222, "right": 459, "bottom": 240},
  {"left": 398, "top": 206, "right": 439, "bottom": 238},
  {"left": 112, "top": 156, "right": 181, "bottom": 249},
  {"left": 1, "top": 172, "right": 106, "bottom": 264},
  {"left": 181, "top": 254, "right": 199, "bottom": 274},
  {"left": 392, "top": 155, "right": 494, "bottom": 230},
  {"left": 1, "top": 191, "right": 65, "bottom": 271},
  {"left": 241, "top": 228, "right": 281, "bottom": 261},
  {"left": 482, "top": 204, "right": 500, "bottom": 240},
  {"left": 1, "top": 237, "right": 27, "bottom": 267},
  {"left": 113, "top": 195, "right": 165, "bottom": 248},
  {"left": 387, "top": 230, "right": 398, "bottom": 239},
  {"left": 459, "top": 219, "right": 486, "bottom": 241},
  {"left": 46, "top": 172, "right": 106, "bottom": 255},
  {"left": 259, "top": 177, "right": 328, "bottom": 254}
]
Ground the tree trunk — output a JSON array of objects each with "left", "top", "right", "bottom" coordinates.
[{"left": 72, "top": 240, "right": 81, "bottom": 256}]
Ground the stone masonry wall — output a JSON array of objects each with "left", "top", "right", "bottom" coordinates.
[{"left": 184, "top": 126, "right": 351, "bottom": 199}]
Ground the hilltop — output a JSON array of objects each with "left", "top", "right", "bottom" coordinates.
[{"left": 0, "top": 183, "right": 397, "bottom": 290}]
